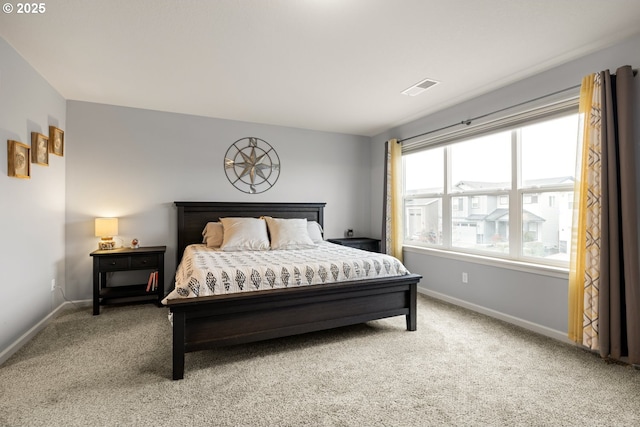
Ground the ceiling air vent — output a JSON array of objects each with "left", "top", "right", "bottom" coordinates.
[{"left": 401, "top": 78, "right": 439, "bottom": 96}]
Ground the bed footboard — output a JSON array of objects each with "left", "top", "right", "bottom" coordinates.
[{"left": 168, "top": 274, "right": 421, "bottom": 380}]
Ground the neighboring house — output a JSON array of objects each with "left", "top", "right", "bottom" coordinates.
[{"left": 405, "top": 177, "right": 574, "bottom": 260}]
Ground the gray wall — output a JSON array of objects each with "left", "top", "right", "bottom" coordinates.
[
  {"left": 65, "top": 101, "right": 372, "bottom": 300},
  {"left": 0, "top": 37, "right": 66, "bottom": 354},
  {"left": 370, "top": 33, "right": 640, "bottom": 338}
]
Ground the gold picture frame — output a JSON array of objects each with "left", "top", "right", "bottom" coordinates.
[
  {"left": 31, "top": 132, "right": 49, "bottom": 166},
  {"left": 49, "top": 126, "right": 64, "bottom": 156},
  {"left": 8, "top": 140, "right": 31, "bottom": 179}
]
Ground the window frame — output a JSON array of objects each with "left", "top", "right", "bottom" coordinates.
[{"left": 401, "top": 99, "right": 579, "bottom": 269}]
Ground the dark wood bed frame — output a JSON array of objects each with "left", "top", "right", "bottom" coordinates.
[{"left": 166, "top": 201, "right": 422, "bottom": 380}]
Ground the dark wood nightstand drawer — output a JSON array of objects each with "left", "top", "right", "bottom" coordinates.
[
  {"left": 131, "top": 255, "right": 159, "bottom": 269},
  {"left": 99, "top": 256, "right": 130, "bottom": 271},
  {"left": 327, "top": 237, "right": 381, "bottom": 253}
]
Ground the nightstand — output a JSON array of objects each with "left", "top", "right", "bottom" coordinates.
[
  {"left": 327, "top": 237, "right": 381, "bottom": 253},
  {"left": 90, "top": 246, "right": 166, "bottom": 315}
]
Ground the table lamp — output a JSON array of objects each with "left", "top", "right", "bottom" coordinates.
[{"left": 95, "top": 217, "right": 118, "bottom": 250}]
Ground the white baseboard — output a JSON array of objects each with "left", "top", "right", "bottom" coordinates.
[
  {"left": 418, "top": 287, "right": 573, "bottom": 345},
  {"left": 0, "top": 299, "right": 91, "bottom": 366}
]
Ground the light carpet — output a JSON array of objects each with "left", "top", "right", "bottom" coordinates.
[{"left": 1, "top": 295, "right": 639, "bottom": 426}]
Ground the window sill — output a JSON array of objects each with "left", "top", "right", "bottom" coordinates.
[{"left": 403, "top": 244, "right": 570, "bottom": 279}]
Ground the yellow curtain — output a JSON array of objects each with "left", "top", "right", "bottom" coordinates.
[
  {"left": 568, "top": 73, "right": 601, "bottom": 346},
  {"left": 385, "top": 139, "right": 404, "bottom": 262}
]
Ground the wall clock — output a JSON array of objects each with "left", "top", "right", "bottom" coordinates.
[{"left": 224, "top": 137, "right": 280, "bottom": 194}]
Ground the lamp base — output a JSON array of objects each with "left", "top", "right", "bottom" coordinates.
[{"left": 98, "top": 240, "right": 116, "bottom": 250}]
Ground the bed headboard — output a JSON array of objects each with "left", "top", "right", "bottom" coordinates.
[{"left": 174, "top": 201, "right": 326, "bottom": 264}]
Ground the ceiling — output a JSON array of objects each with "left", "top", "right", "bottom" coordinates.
[{"left": 1, "top": 0, "right": 639, "bottom": 137}]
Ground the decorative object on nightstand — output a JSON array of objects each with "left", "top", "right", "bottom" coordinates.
[
  {"left": 90, "top": 245, "right": 166, "bottom": 315},
  {"left": 327, "top": 237, "right": 381, "bottom": 253},
  {"left": 95, "top": 217, "right": 119, "bottom": 250},
  {"left": 131, "top": 238, "right": 140, "bottom": 249}
]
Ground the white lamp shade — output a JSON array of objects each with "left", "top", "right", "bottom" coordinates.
[{"left": 95, "top": 218, "right": 119, "bottom": 238}]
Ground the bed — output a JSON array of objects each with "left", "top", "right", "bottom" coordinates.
[{"left": 165, "top": 201, "right": 422, "bottom": 380}]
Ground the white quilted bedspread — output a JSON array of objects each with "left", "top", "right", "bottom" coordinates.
[{"left": 162, "top": 242, "right": 409, "bottom": 303}]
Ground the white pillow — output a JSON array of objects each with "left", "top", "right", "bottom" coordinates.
[
  {"left": 219, "top": 217, "right": 270, "bottom": 251},
  {"left": 264, "top": 217, "right": 316, "bottom": 250},
  {"left": 202, "top": 222, "right": 224, "bottom": 248},
  {"left": 307, "top": 221, "right": 324, "bottom": 243}
]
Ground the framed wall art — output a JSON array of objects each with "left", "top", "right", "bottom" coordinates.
[
  {"left": 7, "top": 140, "right": 31, "bottom": 179},
  {"left": 48, "top": 126, "right": 64, "bottom": 156},
  {"left": 31, "top": 132, "right": 49, "bottom": 166}
]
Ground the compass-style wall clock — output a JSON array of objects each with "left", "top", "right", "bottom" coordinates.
[{"left": 224, "top": 137, "right": 280, "bottom": 194}]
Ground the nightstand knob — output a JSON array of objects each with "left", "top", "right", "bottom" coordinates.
[{"left": 110, "top": 261, "right": 116, "bottom": 265}]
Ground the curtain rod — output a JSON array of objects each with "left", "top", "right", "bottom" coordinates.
[
  {"left": 397, "top": 84, "right": 581, "bottom": 143},
  {"left": 398, "top": 68, "right": 638, "bottom": 144}
]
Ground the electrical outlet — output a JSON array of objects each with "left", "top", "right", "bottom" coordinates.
[
  {"left": 462, "top": 272, "right": 468, "bottom": 283},
  {"left": 50, "top": 279, "right": 56, "bottom": 291}
]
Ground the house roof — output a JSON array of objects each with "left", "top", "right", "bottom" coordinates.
[
  {"left": 410, "top": 176, "right": 574, "bottom": 196},
  {"left": 523, "top": 176, "right": 575, "bottom": 187},
  {"left": 455, "top": 176, "right": 574, "bottom": 191},
  {"left": 454, "top": 181, "right": 510, "bottom": 191},
  {"left": 483, "top": 208, "right": 545, "bottom": 222}
]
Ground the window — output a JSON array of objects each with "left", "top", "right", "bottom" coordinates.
[{"left": 403, "top": 108, "right": 578, "bottom": 267}]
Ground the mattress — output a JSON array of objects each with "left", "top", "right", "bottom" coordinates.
[{"left": 162, "top": 242, "right": 409, "bottom": 303}]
